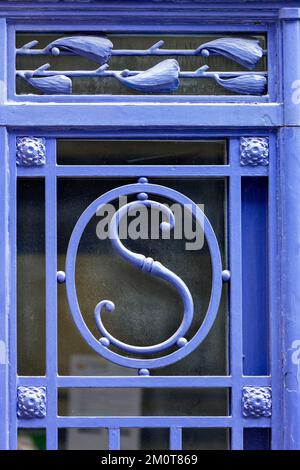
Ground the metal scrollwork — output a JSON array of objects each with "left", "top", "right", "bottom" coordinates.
[
  {"left": 94, "top": 197, "right": 192, "bottom": 353},
  {"left": 65, "top": 179, "right": 223, "bottom": 372}
]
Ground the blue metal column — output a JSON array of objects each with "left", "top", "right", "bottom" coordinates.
[
  {"left": 0, "top": 17, "right": 9, "bottom": 450},
  {"left": 280, "top": 7, "right": 300, "bottom": 450}
]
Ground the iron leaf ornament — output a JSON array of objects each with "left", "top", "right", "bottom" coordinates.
[
  {"left": 115, "top": 59, "right": 180, "bottom": 93},
  {"left": 44, "top": 36, "right": 113, "bottom": 65},
  {"left": 197, "top": 37, "right": 263, "bottom": 70}
]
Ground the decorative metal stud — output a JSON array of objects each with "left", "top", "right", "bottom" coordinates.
[
  {"left": 242, "top": 387, "right": 272, "bottom": 418},
  {"left": 240, "top": 137, "right": 269, "bottom": 166},
  {"left": 16, "top": 136, "right": 46, "bottom": 166},
  {"left": 17, "top": 386, "right": 46, "bottom": 419}
]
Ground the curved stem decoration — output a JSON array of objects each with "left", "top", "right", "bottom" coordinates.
[{"left": 94, "top": 199, "right": 194, "bottom": 354}]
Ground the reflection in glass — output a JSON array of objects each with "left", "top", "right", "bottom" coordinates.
[
  {"left": 58, "top": 428, "right": 107, "bottom": 450},
  {"left": 17, "top": 179, "right": 45, "bottom": 375},
  {"left": 57, "top": 140, "right": 227, "bottom": 165},
  {"left": 58, "top": 387, "right": 229, "bottom": 416},
  {"left": 182, "top": 428, "right": 229, "bottom": 450}
]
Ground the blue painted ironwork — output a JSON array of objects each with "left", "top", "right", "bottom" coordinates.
[
  {"left": 17, "top": 36, "right": 264, "bottom": 69},
  {"left": 242, "top": 387, "right": 272, "bottom": 418},
  {"left": 16, "top": 35, "right": 266, "bottom": 95},
  {"left": 16, "top": 136, "right": 46, "bottom": 166},
  {"left": 17, "top": 386, "right": 46, "bottom": 419},
  {"left": 197, "top": 37, "right": 264, "bottom": 69},
  {"left": 18, "top": 63, "right": 72, "bottom": 95},
  {"left": 0, "top": 0, "right": 291, "bottom": 452},
  {"left": 281, "top": 8, "right": 300, "bottom": 450},
  {"left": 240, "top": 137, "right": 269, "bottom": 166},
  {"left": 65, "top": 179, "right": 223, "bottom": 370},
  {"left": 17, "top": 64, "right": 267, "bottom": 96},
  {"left": 44, "top": 36, "right": 113, "bottom": 65},
  {"left": 114, "top": 59, "right": 180, "bottom": 93},
  {"left": 213, "top": 74, "right": 267, "bottom": 95},
  {"left": 95, "top": 187, "right": 192, "bottom": 353}
]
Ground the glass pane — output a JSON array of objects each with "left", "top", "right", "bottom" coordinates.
[
  {"left": 58, "top": 388, "right": 229, "bottom": 416},
  {"left": 244, "top": 428, "right": 271, "bottom": 450},
  {"left": 57, "top": 177, "right": 228, "bottom": 376},
  {"left": 57, "top": 140, "right": 227, "bottom": 165},
  {"left": 242, "top": 177, "right": 269, "bottom": 375},
  {"left": 16, "top": 33, "right": 267, "bottom": 96},
  {"left": 17, "top": 179, "right": 45, "bottom": 375}
]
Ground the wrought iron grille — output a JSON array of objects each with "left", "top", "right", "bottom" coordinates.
[{"left": 10, "top": 132, "right": 278, "bottom": 450}]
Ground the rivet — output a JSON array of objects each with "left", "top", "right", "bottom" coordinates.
[
  {"left": 137, "top": 192, "right": 148, "bottom": 201},
  {"left": 177, "top": 337, "right": 188, "bottom": 348},
  {"left": 138, "top": 368, "right": 150, "bottom": 376},
  {"left": 201, "top": 49, "right": 210, "bottom": 57},
  {"left": 57, "top": 271, "right": 66, "bottom": 283},
  {"left": 138, "top": 177, "right": 148, "bottom": 184},
  {"left": 222, "top": 270, "right": 231, "bottom": 282},
  {"left": 99, "top": 337, "right": 110, "bottom": 347},
  {"left": 51, "top": 47, "right": 60, "bottom": 56}
]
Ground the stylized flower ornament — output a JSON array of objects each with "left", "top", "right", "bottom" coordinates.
[
  {"left": 16, "top": 137, "right": 46, "bottom": 166},
  {"left": 242, "top": 387, "right": 272, "bottom": 418},
  {"left": 17, "top": 386, "right": 46, "bottom": 419},
  {"left": 240, "top": 137, "right": 269, "bottom": 166}
]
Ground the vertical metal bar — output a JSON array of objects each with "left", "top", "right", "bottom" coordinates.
[
  {"left": 8, "top": 134, "right": 17, "bottom": 449},
  {"left": 0, "top": 128, "right": 9, "bottom": 449},
  {"left": 279, "top": 127, "right": 300, "bottom": 450},
  {"left": 108, "top": 428, "right": 121, "bottom": 450},
  {"left": 7, "top": 24, "right": 15, "bottom": 102},
  {"left": 280, "top": 7, "right": 300, "bottom": 450},
  {"left": 45, "top": 139, "right": 58, "bottom": 449},
  {"left": 229, "top": 138, "right": 243, "bottom": 449},
  {"left": 169, "top": 426, "right": 182, "bottom": 450},
  {"left": 280, "top": 8, "right": 300, "bottom": 126},
  {"left": 0, "top": 18, "right": 7, "bottom": 105}
]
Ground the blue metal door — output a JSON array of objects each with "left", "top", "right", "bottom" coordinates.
[{"left": 8, "top": 130, "right": 278, "bottom": 450}]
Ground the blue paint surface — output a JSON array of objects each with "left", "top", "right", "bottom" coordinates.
[{"left": 0, "top": 0, "right": 296, "bottom": 451}]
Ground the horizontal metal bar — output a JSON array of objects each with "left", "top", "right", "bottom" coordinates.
[
  {"left": 19, "top": 416, "right": 232, "bottom": 428},
  {"left": 16, "top": 165, "right": 269, "bottom": 178},
  {"left": 16, "top": 47, "right": 267, "bottom": 59},
  {"left": 0, "top": 5, "right": 287, "bottom": 21},
  {"left": 2, "top": 104, "right": 282, "bottom": 128},
  {"left": 17, "top": 375, "right": 271, "bottom": 388}
]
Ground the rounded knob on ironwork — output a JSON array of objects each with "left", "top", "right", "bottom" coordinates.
[
  {"left": 138, "top": 368, "right": 150, "bottom": 376},
  {"left": 138, "top": 177, "right": 148, "bottom": 184},
  {"left": 51, "top": 47, "right": 60, "bottom": 56},
  {"left": 177, "top": 337, "right": 188, "bottom": 348},
  {"left": 222, "top": 270, "right": 231, "bottom": 282},
  {"left": 99, "top": 337, "right": 110, "bottom": 347},
  {"left": 201, "top": 49, "right": 210, "bottom": 57},
  {"left": 57, "top": 271, "right": 66, "bottom": 283}
]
